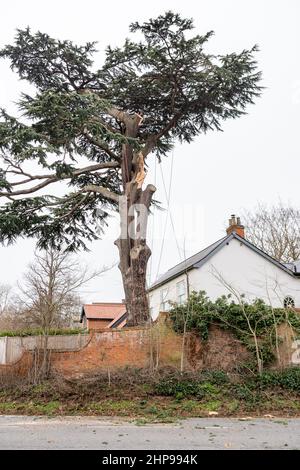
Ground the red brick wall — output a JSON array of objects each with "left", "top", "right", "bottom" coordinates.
[
  {"left": 87, "top": 319, "right": 112, "bottom": 330},
  {"left": 0, "top": 315, "right": 250, "bottom": 380},
  {"left": 50, "top": 319, "right": 250, "bottom": 378},
  {"left": 0, "top": 351, "right": 33, "bottom": 384},
  {"left": 51, "top": 327, "right": 152, "bottom": 377}
]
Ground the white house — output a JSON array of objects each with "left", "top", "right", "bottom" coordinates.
[{"left": 148, "top": 215, "right": 300, "bottom": 320}]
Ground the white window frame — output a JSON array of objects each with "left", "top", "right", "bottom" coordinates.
[
  {"left": 160, "top": 288, "right": 170, "bottom": 311},
  {"left": 176, "top": 280, "right": 186, "bottom": 304}
]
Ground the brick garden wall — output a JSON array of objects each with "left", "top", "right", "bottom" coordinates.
[
  {"left": 0, "top": 351, "right": 33, "bottom": 385},
  {"left": 0, "top": 314, "right": 251, "bottom": 381}
]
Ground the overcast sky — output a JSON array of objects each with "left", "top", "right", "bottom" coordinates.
[{"left": 0, "top": 0, "right": 299, "bottom": 303}]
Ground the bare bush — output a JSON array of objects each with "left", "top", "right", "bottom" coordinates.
[
  {"left": 0, "top": 283, "right": 11, "bottom": 316},
  {"left": 18, "top": 248, "right": 104, "bottom": 331},
  {"left": 243, "top": 202, "right": 300, "bottom": 263},
  {"left": 16, "top": 248, "right": 107, "bottom": 382}
]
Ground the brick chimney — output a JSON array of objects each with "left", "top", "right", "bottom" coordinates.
[{"left": 226, "top": 214, "right": 245, "bottom": 238}]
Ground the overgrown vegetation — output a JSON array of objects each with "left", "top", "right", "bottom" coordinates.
[
  {"left": 0, "top": 367, "right": 300, "bottom": 419},
  {"left": 155, "top": 370, "right": 228, "bottom": 400},
  {"left": 259, "top": 368, "right": 300, "bottom": 392},
  {"left": 169, "top": 291, "right": 300, "bottom": 371}
]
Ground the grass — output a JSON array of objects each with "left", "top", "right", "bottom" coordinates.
[
  {"left": 0, "top": 394, "right": 299, "bottom": 419},
  {"left": 200, "top": 400, "right": 222, "bottom": 412},
  {"left": 87, "top": 399, "right": 137, "bottom": 414},
  {"left": 1, "top": 367, "right": 300, "bottom": 419},
  {"left": 0, "top": 400, "right": 61, "bottom": 415},
  {"left": 0, "top": 402, "right": 19, "bottom": 412}
]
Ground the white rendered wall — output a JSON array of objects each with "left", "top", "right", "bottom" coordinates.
[
  {"left": 149, "top": 237, "right": 300, "bottom": 320},
  {"left": 149, "top": 272, "right": 188, "bottom": 320}
]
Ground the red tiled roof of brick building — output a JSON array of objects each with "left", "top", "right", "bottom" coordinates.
[
  {"left": 82, "top": 303, "right": 126, "bottom": 320},
  {"left": 80, "top": 302, "right": 127, "bottom": 329}
]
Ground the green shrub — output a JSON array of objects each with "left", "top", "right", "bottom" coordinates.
[
  {"left": 231, "top": 383, "right": 258, "bottom": 402},
  {"left": 0, "top": 327, "right": 86, "bottom": 337},
  {"left": 260, "top": 368, "right": 300, "bottom": 392},
  {"left": 201, "top": 370, "right": 229, "bottom": 385},
  {"left": 155, "top": 379, "right": 206, "bottom": 399}
]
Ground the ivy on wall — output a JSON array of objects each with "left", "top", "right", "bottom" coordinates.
[{"left": 169, "top": 291, "right": 300, "bottom": 368}]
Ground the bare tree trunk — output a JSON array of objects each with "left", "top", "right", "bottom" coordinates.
[
  {"left": 252, "top": 331, "right": 263, "bottom": 376},
  {"left": 116, "top": 240, "right": 151, "bottom": 325},
  {"left": 180, "top": 322, "right": 187, "bottom": 374},
  {"left": 180, "top": 257, "right": 191, "bottom": 373},
  {"left": 271, "top": 307, "right": 281, "bottom": 369},
  {"left": 115, "top": 114, "right": 156, "bottom": 326},
  {"left": 115, "top": 184, "right": 155, "bottom": 326},
  {"left": 40, "top": 334, "right": 51, "bottom": 380},
  {"left": 30, "top": 336, "right": 51, "bottom": 385}
]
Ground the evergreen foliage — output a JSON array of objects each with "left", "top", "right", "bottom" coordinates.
[{"left": 0, "top": 11, "right": 262, "bottom": 251}]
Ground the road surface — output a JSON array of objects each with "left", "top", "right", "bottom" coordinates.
[{"left": 0, "top": 416, "right": 299, "bottom": 450}]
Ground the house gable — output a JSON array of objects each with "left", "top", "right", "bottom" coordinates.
[
  {"left": 148, "top": 230, "right": 300, "bottom": 319},
  {"left": 149, "top": 232, "right": 296, "bottom": 293},
  {"left": 191, "top": 236, "right": 300, "bottom": 307}
]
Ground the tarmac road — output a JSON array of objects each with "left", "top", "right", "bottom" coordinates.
[{"left": 0, "top": 415, "right": 299, "bottom": 450}]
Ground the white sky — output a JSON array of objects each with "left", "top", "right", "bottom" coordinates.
[{"left": 0, "top": 0, "right": 299, "bottom": 303}]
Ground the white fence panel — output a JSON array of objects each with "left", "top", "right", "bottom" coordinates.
[
  {"left": 0, "top": 337, "right": 7, "bottom": 365},
  {"left": 0, "top": 334, "right": 90, "bottom": 365},
  {"left": 22, "top": 334, "right": 89, "bottom": 351},
  {"left": 5, "top": 337, "right": 23, "bottom": 363}
]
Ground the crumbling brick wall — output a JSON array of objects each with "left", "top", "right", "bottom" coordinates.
[
  {"left": 44, "top": 316, "right": 251, "bottom": 378},
  {"left": 0, "top": 351, "right": 33, "bottom": 385},
  {"left": 0, "top": 314, "right": 254, "bottom": 380}
]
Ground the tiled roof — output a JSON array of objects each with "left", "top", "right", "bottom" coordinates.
[
  {"left": 149, "top": 232, "right": 298, "bottom": 291},
  {"left": 149, "top": 236, "right": 227, "bottom": 291},
  {"left": 107, "top": 311, "right": 128, "bottom": 328},
  {"left": 283, "top": 260, "right": 300, "bottom": 274},
  {"left": 81, "top": 303, "right": 126, "bottom": 321}
]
